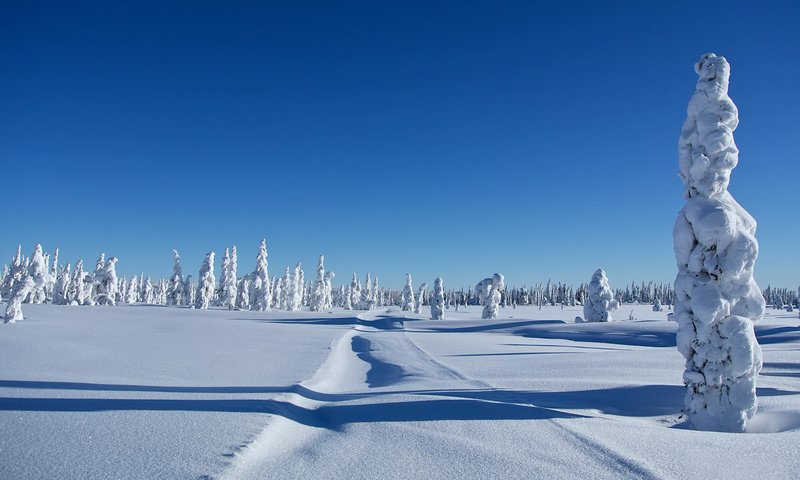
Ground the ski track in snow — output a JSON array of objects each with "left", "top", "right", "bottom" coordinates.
[{"left": 213, "top": 309, "right": 660, "bottom": 480}]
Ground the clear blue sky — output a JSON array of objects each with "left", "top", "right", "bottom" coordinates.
[{"left": 1, "top": 1, "right": 797, "bottom": 289}]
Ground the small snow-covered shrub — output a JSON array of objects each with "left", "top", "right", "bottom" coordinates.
[
  {"left": 475, "top": 273, "right": 504, "bottom": 319},
  {"left": 582, "top": 269, "right": 619, "bottom": 322}
]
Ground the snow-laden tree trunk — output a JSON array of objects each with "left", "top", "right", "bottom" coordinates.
[
  {"left": 674, "top": 53, "right": 765, "bottom": 433},
  {"left": 196, "top": 252, "right": 215, "bottom": 310},
  {"left": 401, "top": 274, "right": 415, "bottom": 311},
  {"left": 582, "top": 269, "right": 619, "bottom": 322},
  {"left": 431, "top": 277, "right": 445, "bottom": 320}
]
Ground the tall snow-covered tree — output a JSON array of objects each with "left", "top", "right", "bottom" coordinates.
[
  {"left": 414, "top": 283, "right": 428, "bottom": 314},
  {"left": 125, "top": 273, "right": 139, "bottom": 304},
  {"left": 196, "top": 252, "right": 216, "bottom": 310},
  {"left": 166, "top": 249, "right": 184, "bottom": 306},
  {"left": 222, "top": 245, "right": 238, "bottom": 309},
  {"left": 349, "top": 273, "right": 361, "bottom": 311},
  {"left": 310, "top": 255, "right": 326, "bottom": 311},
  {"left": 0, "top": 245, "right": 23, "bottom": 300},
  {"left": 582, "top": 269, "right": 619, "bottom": 322},
  {"left": 323, "top": 271, "right": 335, "bottom": 309},
  {"left": 253, "top": 239, "right": 271, "bottom": 311},
  {"left": 401, "top": 274, "right": 415, "bottom": 311},
  {"left": 53, "top": 263, "right": 71, "bottom": 305},
  {"left": 92, "top": 257, "right": 119, "bottom": 306},
  {"left": 4, "top": 244, "right": 54, "bottom": 322},
  {"left": 674, "top": 53, "right": 765, "bottom": 432},
  {"left": 431, "top": 277, "right": 445, "bottom": 320},
  {"left": 183, "top": 275, "right": 195, "bottom": 306}
]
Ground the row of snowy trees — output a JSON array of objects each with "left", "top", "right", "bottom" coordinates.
[{"left": 3, "top": 242, "right": 792, "bottom": 323}]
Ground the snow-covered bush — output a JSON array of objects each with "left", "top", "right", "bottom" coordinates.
[
  {"left": 431, "top": 277, "right": 445, "bottom": 320},
  {"left": 401, "top": 274, "right": 415, "bottom": 311},
  {"left": 773, "top": 296, "right": 784, "bottom": 310},
  {"left": 474, "top": 273, "right": 504, "bottom": 319},
  {"left": 582, "top": 269, "right": 619, "bottom": 322},
  {"left": 653, "top": 298, "right": 662, "bottom": 312},
  {"left": 195, "top": 252, "right": 215, "bottom": 310},
  {"left": 166, "top": 250, "right": 184, "bottom": 306},
  {"left": 673, "top": 53, "right": 765, "bottom": 433}
]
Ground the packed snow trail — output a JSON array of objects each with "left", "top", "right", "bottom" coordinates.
[{"left": 216, "top": 310, "right": 672, "bottom": 480}]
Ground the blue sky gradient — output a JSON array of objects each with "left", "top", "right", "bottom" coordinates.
[{"left": 1, "top": 1, "right": 798, "bottom": 289}]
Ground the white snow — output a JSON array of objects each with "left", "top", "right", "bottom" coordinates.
[{"left": 1, "top": 303, "right": 797, "bottom": 479}]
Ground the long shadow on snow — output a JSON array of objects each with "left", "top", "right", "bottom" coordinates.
[
  {"left": 230, "top": 316, "right": 361, "bottom": 326},
  {"left": 351, "top": 336, "right": 406, "bottom": 387},
  {"left": 0, "top": 380, "right": 365, "bottom": 402},
  {"left": 755, "top": 326, "right": 800, "bottom": 345},
  {"left": 0, "top": 396, "right": 580, "bottom": 429},
  {"left": 422, "top": 319, "right": 563, "bottom": 334},
  {"left": 514, "top": 326, "right": 677, "bottom": 348}
]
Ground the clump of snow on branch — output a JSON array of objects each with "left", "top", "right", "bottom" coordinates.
[{"left": 673, "top": 53, "right": 765, "bottom": 433}]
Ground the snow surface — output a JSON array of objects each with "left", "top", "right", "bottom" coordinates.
[{"left": 1, "top": 303, "right": 798, "bottom": 479}]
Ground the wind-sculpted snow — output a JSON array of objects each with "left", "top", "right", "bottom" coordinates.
[{"left": 674, "top": 53, "right": 765, "bottom": 432}]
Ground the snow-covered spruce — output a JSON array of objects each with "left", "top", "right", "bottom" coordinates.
[
  {"left": 195, "top": 252, "right": 216, "bottom": 310},
  {"left": 4, "top": 244, "right": 54, "bottom": 322},
  {"left": 323, "top": 271, "right": 335, "bottom": 310},
  {"left": 674, "top": 53, "right": 765, "bottom": 433},
  {"left": 582, "top": 269, "right": 619, "bottom": 322},
  {"left": 414, "top": 283, "right": 428, "bottom": 314},
  {"left": 475, "top": 273, "right": 504, "bottom": 319},
  {"left": 431, "top": 277, "right": 445, "bottom": 320},
  {"left": 310, "top": 255, "right": 326, "bottom": 312},
  {"left": 91, "top": 257, "right": 119, "bottom": 306},
  {"left": 224, "top": 246, "right": 239, "bottom": 309},
  {"left": 401, "top": 273, "right": 415, "bottom": 311},
  {"left": 252, "top": 239, "right": 271, "bottom": 311},
  {"left": 166, "top": 249, "right": 184, "bottom": 306}
]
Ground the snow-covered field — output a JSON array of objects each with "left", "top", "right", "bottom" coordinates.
[{"left": 1, "top": 303, "right": 798, "bottom": 479}]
